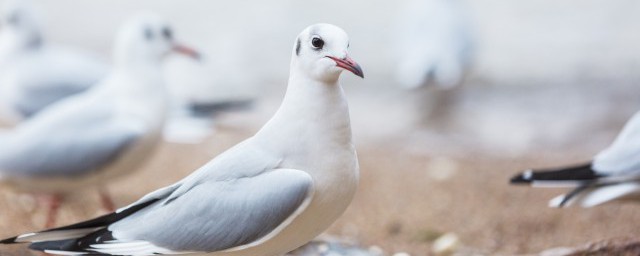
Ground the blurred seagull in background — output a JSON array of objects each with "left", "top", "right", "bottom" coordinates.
[
  {"left": 394, "top": 0, "right": 474, "bottom": 90},
  {"left": 511, "top": 111, "right": 640, "bottom": 207},
  {"left": 0, "top": 12, "right": 199, "bottom": 227},
  {"left": 0, "top": 0, "right": 108, "bottom": 124},
  {"left": 162, "top": 59, "right": 255, "bottom": 144},
  {"left": 0, "top": 23, "right": 363, "bottom": 256}
]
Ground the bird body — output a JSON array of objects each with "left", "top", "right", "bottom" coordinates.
[
  {"left": 0, "top": 12, "right": 199, "bottom": 227},
  {"left": 0, "top": 66, "right": 166, "bottom": 193},
  {"left": 2, "top": 23, "right": 364, "bottom": 256}
]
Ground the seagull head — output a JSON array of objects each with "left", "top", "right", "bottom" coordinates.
[
  {"left": 292, "top": 23, "right": 363, "bottom": 83},
  {"left": 0, "top": 0, "right": 43, "bottom": 50},
  {"left": 114, "top": 12, "right": 200, "bottom": 67}
]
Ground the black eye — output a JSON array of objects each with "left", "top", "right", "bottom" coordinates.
[
  {"left": 311, "top": 37, "right": 324, "bottom": 49},
  {"left": 144, "top": 27, "right": 153, "bottom": 40},
  {"left": 162, "top": 27, "right": 173, "bottom": 40}
]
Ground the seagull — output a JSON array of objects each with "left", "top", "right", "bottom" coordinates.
[
  {"left": 0, "top": 12, "right": 199, "bottom": 228},
  {"left": 0, "top": 0, "right": 109, "bottom": 123},
  {"left": 511, "top": 111, "right": 640, "bottom": 207},
  {"left": 394, "top": 0, "right": 474, "bottom": 89},
  {"left": 0, "top": 23, "right": 364, "bottom": 256}
]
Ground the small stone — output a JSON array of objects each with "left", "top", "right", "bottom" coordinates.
[
  {"left": 539, "top": 247, "right": 576, "bottom": 256},
  {"left": 317, "top": 243, "right": 330, "bottom": 253},
  {"left": 426, "top": 157, "right": 458, "bottom": 181},
  {"left": 432, "top": 233, "right": 460, "bottom": 256},
  {"left": 368, "top": 245, "right": 384, "bottom": 256}
]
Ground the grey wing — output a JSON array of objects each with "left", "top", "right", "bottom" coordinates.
[
  {"left": 0, "top": 103, "right": 144, "bottom": 177},
  {"left": 10, "top": 47, "right": 108, "bottom": 117},
  {"left": 593, "top": 111, "right": 640, "bottom": 176},
  {"left": 96, "top": 168, "right": 313, "bottom": 254},
  {"left": 12, "top": 83, "right": 89, "bottom": 117}
]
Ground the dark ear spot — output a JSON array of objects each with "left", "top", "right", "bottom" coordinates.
[
  {"left": 144, "top": 27, "right": 153, "bottom": 40},
  {"left": 295, "top": 38, "right": 301, "bottom": 56},
  {"left": 162, "top": 27, "right": 173, "bottom": 40}
]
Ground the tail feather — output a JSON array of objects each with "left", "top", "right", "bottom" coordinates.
[
  {"left": 1, "top": 198, "right": 158, "bottom": 245},
  {"left": 549, "top": 194, "right": 570, "bottom": 208},
  {"left": 558, "top": 184, "right": 592, "bottom": 207},
  {"left": 581, "top": 183, "right": 640, "bottom": 207},
  {"left": 548, "top": 183, "right": 640, "bottom": 208},
  {"left": 510, "top": 163, "right": 601, "bottom": 187},
  {"left": 29, "top": 228, "right": 114, "bottom": 254}
]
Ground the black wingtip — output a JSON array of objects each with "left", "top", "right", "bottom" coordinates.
[
  {"left": 509, "top": 163, "right": 600, "bottom": 185},
  {"left": 0, "top": 236, "right": 18, "bottom": 244},
  {"left": 510, "top": 170, "right": 533, "bottom": 184},
  {"left": 28, "top": 239, "right": 74, "bottom": 252},
  {"left": 28, "top": 229, "right": 114, "bottom": 253}
]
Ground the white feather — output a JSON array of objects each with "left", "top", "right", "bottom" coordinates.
[
  {"left": 580, "top": 183, "right": 640, "bottom": 207},
  {"left": 43, "top": 250, "right": 88, "bottom": 255},
  {"left": 89, "top": 240, "right": 193, "bottom": 255},
  {"left": 15, "top": 228, "right": 101, "bottom": 243}
]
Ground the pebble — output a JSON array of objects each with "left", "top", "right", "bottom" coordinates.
[{"left": 432, "top": 233, "right": 460, "bottom": 255}]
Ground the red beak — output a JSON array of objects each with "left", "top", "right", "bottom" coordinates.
[
  {"left": 172, "top": 44, "right": 201, "bottom": 60},
  {"left": 326, "top": 55, "right": 364, "bottom": 78}
]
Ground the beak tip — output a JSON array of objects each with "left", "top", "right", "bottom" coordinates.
[{"left": 173, "top": 44, "right": 201, "bottom": 61}]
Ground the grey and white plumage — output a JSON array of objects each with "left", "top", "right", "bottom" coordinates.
[
  {"left": 0, "top": 0, "right": 108, "bottom": 122},
  {"left": 511, "top": 110, "right": 640, "bottom": 207},
  {"left": 1, "top": 23, "right": 364, "bottom": 256},
  {"left": 0, "top": 95, "right": 142, "bottom": 179},
  {"left": 394, "top": 0, "right": 474, "bottom": 89},
  {"left": 0, "top": 12, "right": 197, "bottom": 191},
  {"left": 0, "top": 12, "right": 199, "bottom": 230}
]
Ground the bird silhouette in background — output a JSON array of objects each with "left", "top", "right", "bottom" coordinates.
[
  {"left": 0, "top": 12, "right": 199, "bottom": 228},
  {"left": 394, "top": 0, "right": 474, "bottom": 129}
]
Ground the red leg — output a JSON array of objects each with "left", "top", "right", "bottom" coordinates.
[
  {"left": 43, "top": 194, "right": 62, "bottom": 229},
  {"left": 99, "top": 187, "right": 115, "bottom": 212}
]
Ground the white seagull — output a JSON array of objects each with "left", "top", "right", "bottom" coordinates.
[
  {"left": 0, "top": 23, "right": 364, "bottom": 256},
  {"left": 394, "top": 0, "right": 474, "bottom": 89},
  {"left": 511, "top": 110, "right": 640, "bottom": 207},
  {"left": 0, "top": 0, "right": 109, "bottom": 123},
  {"left": 0, "top": 12, "right": 199, "bottom": 227}
]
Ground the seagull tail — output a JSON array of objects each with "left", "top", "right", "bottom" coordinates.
[
  {"left": 509, "top": 162, "right": 601, "bottom": 187},
  {"left": 28, "top": 228, "right": 113, "bottom": 255},
  {"left": 0, "top": 198, "right": 159, "bottom": 251},
  {"left": 550, "top": 183, "right": 640, "bottom": 208},
  {"left": 548, "top": 184, "right": 592, "bottom": 208},
  {"left": 188, "top": 98, "right": 254, "bottom": 118},
  {"left": 579, "top": 183, "right": 640, "bottom": 207}
]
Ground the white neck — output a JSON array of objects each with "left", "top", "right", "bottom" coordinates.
[
  {"left": 0, "top": 31, "right": 40, "bottom": 67},
  {"left": 255, "top": 67, "right": 352, "bottom": 154},
  {"left": 112, "top": 62, "right": 164, "bottom": 96},
  {"left": 94, "top": 63, "right": 167, "bottom": 125}
]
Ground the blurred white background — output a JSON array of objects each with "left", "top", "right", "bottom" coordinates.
[{"left": 3, "top": 0, "right": 640, "bottom": 154}]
